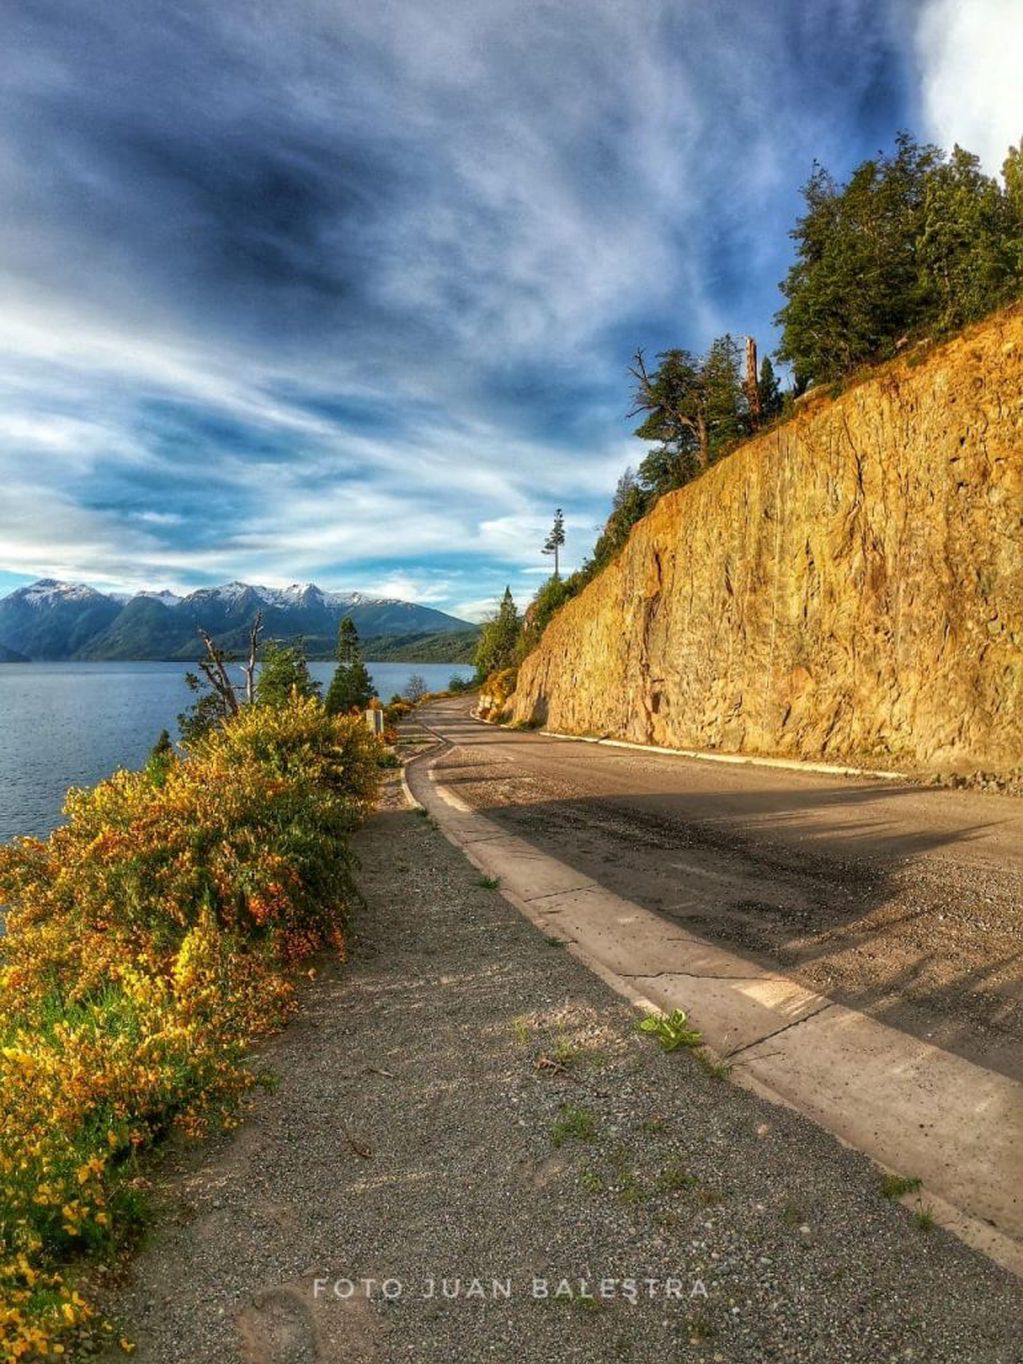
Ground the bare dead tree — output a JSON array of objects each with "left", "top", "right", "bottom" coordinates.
[
  {"left": 196, "top": 628, "right": 241, "bottom": 717},
  {"left": 744, "top": 336, "right": 761, "bottom": 426},
  {"left": 243, "top": 611, "right": 263, "bottom": 705}
]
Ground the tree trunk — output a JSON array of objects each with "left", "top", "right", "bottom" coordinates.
[
  {"left": 696, "top": 412, "right": 709, "bottom": 468},
  {"left": 243, "top": 612, "right": 263, "bottom": 705},
  {"left": 745, "top": 336, "right": 761, "bottom": 426}
]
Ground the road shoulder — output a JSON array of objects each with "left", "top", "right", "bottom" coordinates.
[
  {"left": 407, "top": 723, "right": 1023, "bottom": 1277},
  {"left": 105, "top": 765, "right": 1023, "bottom": 1362}
]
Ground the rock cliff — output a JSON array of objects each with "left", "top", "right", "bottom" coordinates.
[{"left": 513, "top": 306, "right": 1023, "bottom": 774}]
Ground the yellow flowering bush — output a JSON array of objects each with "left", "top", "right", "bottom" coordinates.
[{"left": 0, "top": 699, "right": 380, "bottom": 1360}]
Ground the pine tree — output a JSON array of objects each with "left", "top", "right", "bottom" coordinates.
[
  {"left": 591, "top": 468, "right": 648, "bottom": 568},
  {"left": 776, "top": 134, "right": 942, "bottom": 385},
  {"left": 757, "top": 356, "right": 783, "bottom": 419},
  {"left": 631, "top": 337, "right": 750, "bottom": 500},
  {"left": 325, "top": 616, "right": 375, "bottom": 715},
  {"left": 473, "top": 587, "right": 520, "bottom": 680},
  {"left": 918, "top": 145, "right": 1019, "bottom": 330},
  {"left": 255, "top": 641, "right": 319, "bottom": 708},
  {"left": 542, "top": 509, "right": 566, "bottom": 578},
  {"left": 1004, "top": 138, "right": 1023, "bottom": 223}
]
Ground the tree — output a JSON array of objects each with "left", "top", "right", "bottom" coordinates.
[
  {"left": 700, "top": 335, "right": 749, "bottom": 451},
  {"left": 146, "top": 728, "right": 175, "bottom": 786},
  {"left": 515, "top": 575, "right": 572, "bottom": 660},
  {"left": 918, "top": 145, "right": 1019, "bottom": 331},
  {"left": 1004, "top": 138, "right": 1023, "bottom": 224},
  {"left": 591, "top": 468, "right": 648, "bottom": 569},
  {"left": 630, "top": 347, "right": 706, "bottom": 481},
  {"left": 325, "top": 616, "right": 375, "bottom": 715},
  {"left": 757, "top": 356, "right": 783, "bottom": 420},
  {"left": 542, "top": 508, "right": 566, "bottom": 578},
  {"left": 473, "top": 586, "right": 520, "bottom": 680},
  {"left": 630, "top": 337, "right": 750, "bottom": 500},
  {"left": 150, "top": 729, "right": 173, "bottom": 760},
  {"left": 405, "top": 672, "right": 427, "bottom": 703},
  {"left": 776, "top": 134, "right": 942, "bottom": 385},
  {"left": 178, "top": 627, "right": 244, "bottom": 742},
  {"left": 255, "top": 640, "right": 319, "bottom": 708}
]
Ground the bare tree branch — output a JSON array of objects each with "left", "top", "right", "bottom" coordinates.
[
  {"left": 197, "top": 628, "right": 240, "bottom": 716},
  {"left": 243, "top": 611, "right": 263, "bottom": 706}
]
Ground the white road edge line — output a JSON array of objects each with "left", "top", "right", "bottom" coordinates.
[
  {"left": 404, "top": 735, "right": 1023, "bottom": 1282},
  {"left": 539, "top": 729, "right": 908, "bottom": 781}
]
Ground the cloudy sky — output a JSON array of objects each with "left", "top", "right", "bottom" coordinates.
[{"left": 0, "top": 0, "right": 1020, "bottom": 620}]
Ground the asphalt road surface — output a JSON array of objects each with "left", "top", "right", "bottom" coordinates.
[{"left": 420, "top": 699, "right": 1023, "bottom": 1083}]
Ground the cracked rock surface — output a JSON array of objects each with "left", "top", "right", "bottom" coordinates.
[{"left": 514, "top": 306, "right": 1023, "bottom": 777}]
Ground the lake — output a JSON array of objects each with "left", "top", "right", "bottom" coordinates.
[{"left": 0, "top": 660, "right": 472, "bottom": 842}]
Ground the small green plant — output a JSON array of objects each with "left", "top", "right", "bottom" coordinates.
[
  {"left": 694, "top": 1049, "right": 731, "bottom": 1080},
  {"left": 686, "top": 1314, "right": 717, "bottom": 1344},
  {"left": 551, "top": 1104, "right": 597, "bottom": 1148},
  {"left": 655, "top": 1161, "right": 696, "bottom": 1195},
  {"left": 571, "top": 1295, "right": 604, "bottom": 1313},
  {"left": 781, "top": 1201, "right": 803, "bottom": 1226},
  {"left": 551, "top": 1035, "right": 581, "bottom": 1066},
  {"left": 617, "top": 1170, "right": 646, "bottom": 1205},
  {"left": 478, "top": 874, "right": 500, "bottom": 889},
  {"left": 511, "top": 1016, "right": 531, "bottom": 1045},
  {"left": 637, "top": 1008, "right": 702, "bottom": 1051},
  {"left": 580, "top": 1167, "right": 605, "bottom": 1194},
  {"left": 545, "top": 935, "right": 565, "bottom": 947},
  {"left": 881, "top": 1174, "right": 922, "bottom": 1200},
  {"left": 914, "top": 1207, "right": 936, "bottom": 1232},
  {"left": 641, "top": 1116, "right": 666, "bottom": 1135}
]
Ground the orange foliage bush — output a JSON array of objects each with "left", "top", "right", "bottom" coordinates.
[{"left": 0, "top": 698, "right": 380, "bottom": 1359}]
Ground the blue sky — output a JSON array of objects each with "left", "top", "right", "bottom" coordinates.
[{"left": 0, "top": 0, "right": 1019, "bottom": 621}]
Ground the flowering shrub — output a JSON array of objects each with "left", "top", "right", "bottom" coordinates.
[
  {"left": 0, "top": 699, "right": 380, "bottom": 1359},
  {"left": 477, "top": 668, "right": 517, "bottom": 722}
]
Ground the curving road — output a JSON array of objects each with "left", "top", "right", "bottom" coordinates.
[{"left": 419, "top": 698, "right": 1023, "bottom": 1082}]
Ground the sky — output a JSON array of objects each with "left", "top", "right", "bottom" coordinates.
[{"left": 0, "top": 0, "right": 1020, "bottom": 621}]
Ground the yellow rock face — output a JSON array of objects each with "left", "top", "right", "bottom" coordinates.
[{"left": 513, "top": 307, "right": 1023, "bottom": 774}]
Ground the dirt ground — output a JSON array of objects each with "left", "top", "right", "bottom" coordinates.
[{"left": 101, "top": 763, "right": 1023, "bottom": 1363}]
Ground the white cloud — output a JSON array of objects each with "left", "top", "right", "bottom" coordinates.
[{"left": 916, "top": 0, "right": 1023, "bottom": 173}]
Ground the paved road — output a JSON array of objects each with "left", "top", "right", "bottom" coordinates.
[{"left": 420, "top": 700, "right": 1023, "bottom": 1081}]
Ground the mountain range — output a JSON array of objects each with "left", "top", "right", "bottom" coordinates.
[{"left": 0, "top": 579, "right": 475, "bottom": 662}]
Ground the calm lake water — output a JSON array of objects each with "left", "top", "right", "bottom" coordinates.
[{"left": 0, "top": 660, "right": 472, "bottom": 842}]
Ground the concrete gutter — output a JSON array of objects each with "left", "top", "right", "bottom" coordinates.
[
  {"left": 404, "top": 741, "right": 1023, "bottom": 1279},
  {"left": 539, "top": 728, "right": 908, "bottom": 782}
]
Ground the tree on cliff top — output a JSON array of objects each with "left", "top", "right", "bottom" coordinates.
[
  {"left": 776, "top": 132, "right": 1023, "bottom": 387},
  {"left": 630, "top": 336, "right": 749, "bottom": 499},
  {"left": 542, "top": 508, "right": 566, "bottom": 578}
]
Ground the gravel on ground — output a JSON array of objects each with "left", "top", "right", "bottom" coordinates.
[{"left": 102, "top": 760, "right": 1023, "bottom": 1364}]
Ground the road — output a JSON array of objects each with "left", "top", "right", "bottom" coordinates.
[{"left": 419, "top": 699, "right": 1023, "bottom": 1082}]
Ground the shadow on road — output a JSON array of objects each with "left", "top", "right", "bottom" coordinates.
[{"left": 421, "top": 710, "right": 1023, "bottom": 1083}]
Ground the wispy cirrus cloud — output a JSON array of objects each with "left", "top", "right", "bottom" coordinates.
[{"left": 1, "top": 0, "right": 991, "bottom": 618}]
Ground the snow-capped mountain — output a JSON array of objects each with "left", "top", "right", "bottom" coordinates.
[
  {"left": 136, "top": 589, "right": 183, "bottom": 608},
  {"left": 0, "top": 579, "right": 472, "bottom": 660}
]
